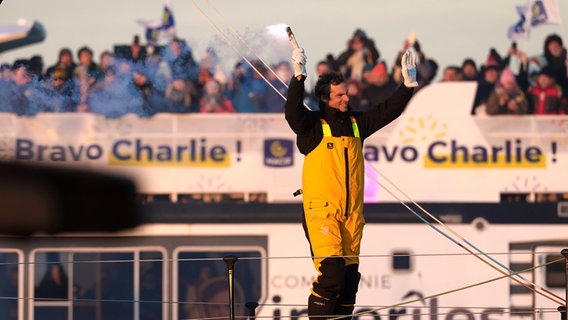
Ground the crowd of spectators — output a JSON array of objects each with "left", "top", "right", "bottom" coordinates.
[
  {"left": 1, "top": 30, "right": 567, "bottom": 118},
  {"left": 444, "top": 33, "right": 568, "bottom": 115}
]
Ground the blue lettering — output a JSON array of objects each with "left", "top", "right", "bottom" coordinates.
[
  {"left": 86, "top": 145, "right": 103, "bottom": 160},
  {"left": 526, "top": 147, "right": 541, "bottom": 163},
  {"left": 471, "top": 147, "right": 488, "bottom": 162},
  {"left": 112, "top": 140, "right": 131, "bottom": 160},
  {"left": 68, "top": 145, "right": 84, "bottom": 161},
  {"left": 383, "top": 146, "right": 398, "bottom": 161},
  {"left": 16, "top": 139, "right": 103, "bottom": 161},
  {"left": 16, "top": 139, "right": 34, "bottom": 160},
  {"left": 37, "top": 144, "right": 48, "bottom": 161},
  {"left": 110, "top": 138, "right": 228, "bottom": 163},
  {"left": 492, "top": 145, "right": 503, "bottom": 163},
  {"left": 364, "top": 145, "right": 379, "bottom": 161},
  {"left": 363, "top": 145, "right": 418, "bottom": 163},
  {"left": 157, "top": 145, "right": 172, "bottom": 161},
  {"left": 428, "top": 141, "right": 447, "bottom": 163},
  {"left": 177, "top": 145, "right": 187, "bottom": 162},
  {"left": 429, "top": 139, "right": 544, "bottom": 164},
  {"left": 135, "top": 139, "right": 153, "bottom": 161},
  {"left": 400, "top": 146, "right": 418, "bottom": 162},
  {"left": 451, "top": 140, "right": 469, "bottom": 163},
  {"left": 51, "top": 145, "right": 66, "bottom": 161},
  {"left": 211, "top": 146, "right": 226, "bottom": 162}
]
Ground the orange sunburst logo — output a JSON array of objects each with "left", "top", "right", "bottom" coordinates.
[{"left": 399, "top": 115, "right": 447, "bottom": 144}]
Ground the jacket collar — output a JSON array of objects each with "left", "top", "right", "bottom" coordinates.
[{"left": 320, "top": 102, "right": 351, "bottom": 121}]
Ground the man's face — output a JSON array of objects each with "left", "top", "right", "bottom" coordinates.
[
  {"left": 485, "top": 69, "right": 498, "bottom": 83},
  {"left": 1, "top": 68, "right": 11, "bottom": 80},
  {"left": 12, "top": 67, "right": 30, "bottom": 85},
  {"left": 60, "top": 53, "right": 72, "bottom": 66},
  {"left": 548, "top": 40, "right": 563, "bottom": 57},
  {"left": 79, "top": 51, "right": 92, "bottom": 66},
  {"left": 316, "top": 63, "right": 330, "bottom": 76},
  {"left": 537, "top": 74, "right": 554, "bottom": 88},
  {"left": 325, "top": 82, "right": 349, "bottom": 112}
]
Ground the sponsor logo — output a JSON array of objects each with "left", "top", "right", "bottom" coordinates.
[{"left": 264, "top": 139, "right": 293, "bottom": 167}]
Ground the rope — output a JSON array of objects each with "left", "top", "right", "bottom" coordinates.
[
  {"left": 188, "top": 0, "right": 287, "bottom": 103},
  {"left": 1, "top": 257, "right": 561, "bottom": 320},
  {"left": 187, "top": 2, "right": 564, "bottom": 306},
  {"left": 364, "top": 165, "right": 565, "bottom": 306},
  {"left": 203, "top": 0, "right": 289, "bottom": 88}
]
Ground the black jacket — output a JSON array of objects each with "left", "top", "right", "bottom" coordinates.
[{"left": 284, "top": 76, "right": 414, "bottom": 155}]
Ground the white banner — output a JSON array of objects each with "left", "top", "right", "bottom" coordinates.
[{"left": 1, "top": 82, "right": 567, "bottom": 203}]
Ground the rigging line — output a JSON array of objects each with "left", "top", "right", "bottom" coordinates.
[
  {"left": 367, "top": 164, "right": 566, "bottom": 304},
  {"left": 203, "top": 0, "right": 289, "bottom": 89},
  {"left": 178, "top": 307, "right": 563, "bottom": 320},
  {"left": 230, "top": 251, "right": 544, "bottom": 260},
  {"left": 333, "top": 257, "right": 565, "bottom": 320},
  {"left": 340, "top": 309, "right": 561, "bottom": 319},
  {"left": 240, "top": 302, "right": 560, "bottom": 311},
  {"left": 180, "top": 316, "right": 235, "bottom": 320},
  {"left": 1, "top": 249, "right": 560, "bottom": 269},
  {"left": 0, "top": 250, "right": 558, "bottom": 267},
  {"left": 188, "top": 1, "right": 568, "bottom": 296},
  {"left": 181, "top": 299, "right": 560, "bottom": 311},
  {"left": 14, "top": 258, "right": 562, "bottom": 311},
  {"left": 188, "top": 0, "right": 287, "bottom": 103},
  {"left": 348, "top": 305, "right": 560, "bottom": 312},
  {"left": 180, "top": 306, "right": 562, "bottom": 320},
  {"left": 192, "top": 0, "right": 315, "bottom": 111},
  {"left": 246, "top": 310, "right": 561, "bottom": 320},
  {"left": 365, "top": 171, "right": 566, "bottom": 306}
]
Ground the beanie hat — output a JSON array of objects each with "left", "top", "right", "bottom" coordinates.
[
  {"left": 486, "top": 48, "right": 503, "bottom": 69},
  {"left": 499, "top": 68, "right": 516, "bottom": 85},
  {"left": 353, "top": 29, "right": 367, "bottom": 40},
  {"left": 371, "top": 62, "right": 387, "bottom": 77}
]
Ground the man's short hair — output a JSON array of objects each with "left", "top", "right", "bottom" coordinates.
[
  {"left": 314, "top": 71, "right": 344, "bottom": 101},
  {"left": 11, "top": 59, "right": 29, "bottom": 71},
  {"left": 77, "top": 46, "right": 93, "bottom": 58}
]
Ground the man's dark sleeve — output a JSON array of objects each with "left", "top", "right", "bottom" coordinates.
[
  {"left": 284, "top": 76, "right": 312, "bottom": 135},
  {"left": 357, "top": 85, "right": 414, "bottom": 139}
]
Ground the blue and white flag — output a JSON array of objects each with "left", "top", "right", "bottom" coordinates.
[
  {"left": 137, "top": 0, "right": 177, "bottom": 45},
  {"left": 508, "top": 4, "right": 530, "bottom": 40},
  {"left": 529, "top": 0, "right": 562, "bottom": 26},
  {"left": 507, "top": 0, "right": 562, "bottom": 40}
]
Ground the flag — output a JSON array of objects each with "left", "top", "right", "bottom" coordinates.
[
  {"left": 529, "top": 0, "right": 562, "bottom": 27},
  {"left": 137, "top": 0, "right": 177, "bottom": 45},
  {"left": 507, "top": 4, "right": 530, "bottom": 40},
  {"left": 507, "top": 0, "right": 562, "bottom": 40}
]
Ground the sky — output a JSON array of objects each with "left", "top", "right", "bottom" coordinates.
[{"left": 1, "top": 0, "right": 568, "bottom": 81}]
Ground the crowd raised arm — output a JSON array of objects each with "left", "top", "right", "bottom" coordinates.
[{"left": 1, "top": 32, "right": 567, "bottom": 117}]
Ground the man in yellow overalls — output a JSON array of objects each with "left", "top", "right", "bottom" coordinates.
[{"left": 285, "top": 46, "right": 418, "bottom": 319}]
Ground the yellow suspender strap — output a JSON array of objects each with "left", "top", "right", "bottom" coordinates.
[
  {"left": 350, "top": 116, "right": 360, "bottom": 138},
  {"left": 320, "top": 117, "right": 360, "bottom": 138},
  {"left": 320, "top": 119, "right": 332, "bottom": 137}
]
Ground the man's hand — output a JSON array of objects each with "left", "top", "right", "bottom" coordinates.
[
  {"left": 401, "top": 49, "right": 418, "bottom": 88},
  {"left": 292, "top": 47, "right": 307, "bottom": 78}
]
